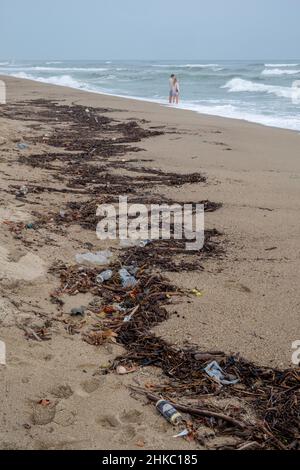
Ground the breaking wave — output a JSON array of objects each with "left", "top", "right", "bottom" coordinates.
[
  {"left": 262, "top": 68, "right": 300, "bottom": 76},
  {"left": 223, "top": 78, "right": 300, "bottom": 102}
]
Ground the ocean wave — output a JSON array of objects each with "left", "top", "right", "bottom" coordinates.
[
  {"left": 262, "top": 68, "right": 300, "bottom": 76},
  {"left": 11, "top": 72, "right": 88, "bottom": 90},
  {"left": 2, "top": 66, "right": 108, "bottom": 72},
  {"left": 46, "top": 61, "right": 62, "bottom": 65},
  {"left": 223, "top": 78, "right": 300, "bottom": 102},
  {"left": 152, "top": 63, "right": 220, "bottom": 68},
  {"left": 179, "top": 102, "right": 300, "bottom": 131},
  {"left": 265, "top": 63, "right": 299, "bottom": 67}
]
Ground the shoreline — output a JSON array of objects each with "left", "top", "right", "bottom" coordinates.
[
  {"left": 0, "top": 76, "right": 300, "bottom": 450},
  {"left": 1, "top": 73, "right": 300, "bottom": 134}
]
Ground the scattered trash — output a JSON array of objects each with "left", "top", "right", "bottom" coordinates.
[
  {"left": 116, "top": 365, "right": 138, "bottom": 375},
  {"left": 173, "top": 429, "right": 189, "bottom": 438},
  {"left": 120, "top": 239, "right": 151, "bottom": 249},
  {"left": 204, "top": 361, "right": 239, "bottom": 385},
  {"left": 96, "top": 269, "right": 113, "bottom": 284},
  {"left": 0, "top": 340, "right": 6, "bottom": 366},
  {"left": 113, "top": 303, "right": 126, "bottom": 313},
  {"left": 190, "top": 288, "right": 203, "bottom": 298},
  {"left": 26, "top": 223, "right": 35, "bottom": 229},
  {"left": 119, "top": 268, "right": 137, "bottom": 289},
  {"left": 59, "top": 210, "right": 66, "bottom": 218},
  {"left": 123, "top": 265, "right": 139, "bottom": 276},
  {"left": 123, "top": 305, "right": 140, "bottom": 322},
  {"left": 156, "top": 399, "right": 183, "bottom": 425},
  {"left": 70, "top": 306, "right": 85, "bottom": 317},
  {"left": 75, "top": 250, "right": 112, "bottom": 266},
  {"left": 17, "top": 143, "right": 29, "bottom": 150},
  {"left": 16, "top": 185, "right": 28, "bottom": 198},
  {"left": 139, "top": 239, "right": 151, "bottom": 248}
]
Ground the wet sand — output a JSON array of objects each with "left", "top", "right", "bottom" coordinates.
[{"left": 0, "top": 75, "right": 300, "bottom": 450}]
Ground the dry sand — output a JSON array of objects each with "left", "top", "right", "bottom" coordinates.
[{"left": 0, "top": 75, "right": 299, "bottom": 450}]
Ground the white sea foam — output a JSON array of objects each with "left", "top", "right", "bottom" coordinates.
[
  {"left": 0, "top": 66, "right": 108, "bottom": 72},
  {"left": 177, "top": 101, "right": 300, "bottom": 131},
  {"left": 262, "top": 68, "right": 300, "bottom": 76},
  {"left": 265, "top": 63, "right": 299, "bottom": 67},
  {"left": 223, "top": 78, "right": 300, "bottom": 103},
  {"left": 152, "top": 63, "right": 220, "bottom": 68},
  {"left": 12, "top": 72, "right": 88, "bottom": 90}
]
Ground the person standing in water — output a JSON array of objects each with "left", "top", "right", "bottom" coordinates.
[
  {"left": 172, "top": 76, "right": 180, "bottom": 104},
  {"left": 169, "top": 74, "right": 175, "bottom": 103},
  {"left": 169, "top": 74, "right": 180, "bottom": 104}
]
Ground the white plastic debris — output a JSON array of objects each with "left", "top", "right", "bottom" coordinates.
[
  {"left": 119, "top": 268, "right": 137, "bottom": 289},
  {"left": 123, "top": 305, "right": 139, "bottom": 322},
  {"left": 96, "top": 270, "right": 113, "bottom": 283},
  {"left": 119, "top": 239, "right": 151, "bottom": 248},
  {"left": 173, "top": 429, "right": 189, "bottom": 438},
  {"left": 17, "top": 143, "right": 29, "bottom": 150},
  {"left": 204, "top": 361, "right": 239, "bottom": 386},
  {"left": 75, "top": 250, "right": 112, "bottom": 266}
]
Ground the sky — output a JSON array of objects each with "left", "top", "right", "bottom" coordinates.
[{"left": 1, "top": 0, "right": 300, "bottom": 60}]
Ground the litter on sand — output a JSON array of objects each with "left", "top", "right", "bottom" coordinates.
[
  {"left": 173, "top": 429, "right": 189, "bottom": 438},
  {"left": 190, "top": 288, "right": 203, "bottom": 297},
  {"left": 116, "top": 365, "right": 138, "bottom": 375},
  {"left": 75, "top": 250, "right": 112, "bottom": 266},
  {"left": 123, "top": 305, "right": 140, "bottom": 323},
  {"left": 70, "top": 306, "right": 86, "bottom": 317},
  {"left": 156, "top": 399, "right": 183, "bottom": 425},
  {"left": 119, "top": 268, "right": 137, "bottom": 289},
  {"left": 119, "top": 238, "right": 151, "bottom": 249},
  {"left": 204, "top": 360, "right": 239, "bottom": 385},
  {"left": 17, "top": 143, "right": 29, "bottom": 150},
  {"left": 96, "top": 269, "right": 113, "bottom": 283}
]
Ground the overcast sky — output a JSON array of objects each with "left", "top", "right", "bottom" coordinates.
[{"left": 1, "top": 0, "right": 299, "bottom": 60}]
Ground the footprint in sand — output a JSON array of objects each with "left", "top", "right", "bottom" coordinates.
[
  {"left": 96, "top": 414, "right": 121, "bottom": 429},
  {"left": 74, "top": 377, "right": 106, "bottom": 397},
  {"left": 53, "top": 401, "right": 77, "bottom": 427},
  {"left": 120, "top": 409, "right": 143, "bottom": 425},
  {"left": 50, "top": 384, "right": 74, "bottom": 399},
  {"left": 96, "top": 408, "right": 145, "bottom": 445},
  {"left": 0, "top": 245, "right": 45, "bottom": 281},
  {"left": 31, "top": 402, "right": 56, "bottom": 426},
  {"left": 224, "top": 280, "right": 252, "bottom": 293}
]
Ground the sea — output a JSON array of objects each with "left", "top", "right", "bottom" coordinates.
[{"left": 1, "top": 59, "right": 300, "bottom": 131}]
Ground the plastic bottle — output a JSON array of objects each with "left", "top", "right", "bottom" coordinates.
[
  {"left": 119, "top": 268, "right": 137, "bottom": 289},
  {"left": 96, "top": 270, "right": 113, "bottom": 284}
]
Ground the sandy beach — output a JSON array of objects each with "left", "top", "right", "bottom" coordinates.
[{"left": 0, "top": 75, "right": 300, "bottom": 450}]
